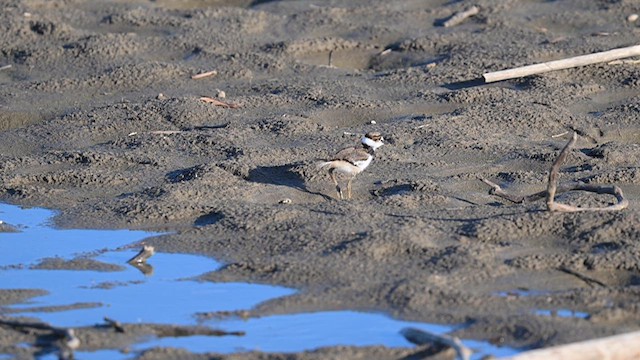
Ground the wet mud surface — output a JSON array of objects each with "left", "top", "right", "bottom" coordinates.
[{"left": 2, "top": 0, "right": 640, "bottom": 358}]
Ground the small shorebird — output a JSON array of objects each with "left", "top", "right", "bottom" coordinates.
[{"left": 317, "top": 132, "right": 384, "bottom": 199}]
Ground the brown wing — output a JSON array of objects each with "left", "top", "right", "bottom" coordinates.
[{"left": 332, "top": 147, "right": 370, "bottom": 165}]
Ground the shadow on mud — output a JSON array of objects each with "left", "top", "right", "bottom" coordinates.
[
  {"left": 440, "top": 77, "right": 486, "bottom": 90},
  {"left": 248, "top": 163, "right": 334, "bottom": 200},
  {"left": 248, "top": 164, "right": 306, "bottom": 188},
  {"left": 194, "top": 211, "right": 224, "bottom": 227}
]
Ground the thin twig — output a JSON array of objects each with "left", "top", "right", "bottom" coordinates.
[
  {"left": 128, "top": 130, "right": 184, "bottom": 136},
  {"left": 401, "top": 327, "right": 472, "bottom": 360},
  {"left": 104, "top": 317, "right": 125, "bottom": 333},
  {"left": 200, "top": 96, "right": 240, "bottom": 108},
  {"left": 480, "top": 178, "right": 526, "bottom": 203},
  {"left": 149, "top": 130, "right": 183, "bottom": 135},
  {"left": 0, "top": 64, "right": 11, "bottom": 71},
  {"left": 552, "top": 131, "right": 569, "bottom": 138},
  {"left": 558, "top": 266, "right": 607, "bottom": 288}
]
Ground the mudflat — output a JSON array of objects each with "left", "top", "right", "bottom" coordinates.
[{"left": 2, "top": 0, "right": 640, "bottom": 358}]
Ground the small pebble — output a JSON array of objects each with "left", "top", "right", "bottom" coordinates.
[
  {"left": 217, "top": 90, "right": 226, "bottom": 99},
  {"left": 157, "top": 93, "right": 167, "bottom": 100},
  {"left": 370, "top": 120, "right": 376, "bottom": 124},
  {"left": 628, "top": 14, "right": 639, "bottom": 22}
]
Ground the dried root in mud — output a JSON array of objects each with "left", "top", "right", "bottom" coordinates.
[
  {"left": 199, "top": 96, "right": 240, "bottom": 108},
  {"left": 557, "top": 266, "right": 607, "bottom": 288},
  {"left": 481, "top": 132, "right": 629, "bottom": 212},
  {"left": 401, "top": 327, "right": 472, "bottom": 360},
  {"left": 104, "top": 317, "right": 125, "bottom": 333}
]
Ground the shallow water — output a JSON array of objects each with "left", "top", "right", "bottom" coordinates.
[
  {"left": 2, "top": 251, "right": 294, "bottom": 327},
  {"left": 136, "top": 311, "right": 520, "bottom": 358},
  {"left": 0, "top": 204, "right": 153, "bottom": 267},
  {"left": 534, "top": 309, "right": 590, "bottom": 319},
  {"left": 0, "top": 204, "right": 518, "bottom": 359},
  {"left": 495, "top": 289, "right": 552, "bottom": 298}
]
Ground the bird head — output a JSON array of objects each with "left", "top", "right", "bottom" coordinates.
[{"left": 362, "top": 132, "right": 384, "bottom": 150}]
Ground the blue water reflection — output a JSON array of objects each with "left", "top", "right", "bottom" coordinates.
[
  {"left": 535, "top": 309, "right": 589, "bottom": 319},
  {"left": 2, "top": 251, "right": 294, "bottom": 327},
  {"left": 0, "top": 203, "right": 518, "bottom": 359},
  {"left": 0, "top": 204, "right": 153, "bottom": 267},
  {"left": 139, "top": 311, "right": 452, "bottom": 353}
]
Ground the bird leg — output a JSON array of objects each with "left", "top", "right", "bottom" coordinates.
[
  {"left": 329, "top": 169, "right": 343, "bottom": 199},
  {"left": 347, "top": 177, "right": 354, "bottom": 199}
]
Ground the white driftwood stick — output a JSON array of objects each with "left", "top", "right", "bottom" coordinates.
[
  {"left": 504, "top": 330, "right": 640, "bottom": 360},
  {"left": 191, "top": 70, "right": 217, "bottom": 80},
  {"left": 443, "top": 6, "right": 480, "bottom": 27},
  {"left": 483, "top": 45, "right": 640, "bottom": 82}
]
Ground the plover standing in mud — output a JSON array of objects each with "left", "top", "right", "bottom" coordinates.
[{"left": 317, "top": 132, "right": 384, "bottom": 199}]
